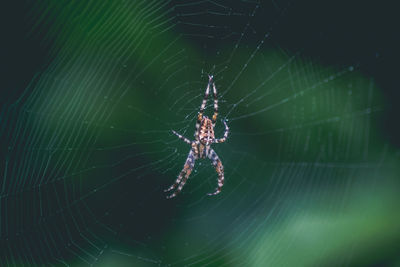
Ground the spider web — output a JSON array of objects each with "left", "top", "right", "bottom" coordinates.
[{"left": 1, "top": 0, "right": 400, "bottom": 266}]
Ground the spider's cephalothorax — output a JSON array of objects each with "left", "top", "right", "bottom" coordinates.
[{"left": 165, "top": 75, "right": 229, "bottom": 198}]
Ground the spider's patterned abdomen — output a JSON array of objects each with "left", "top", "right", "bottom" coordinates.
[{"left": 199, "top": 116, "right": 215, "bottom": 146}]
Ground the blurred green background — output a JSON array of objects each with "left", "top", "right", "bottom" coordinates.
[{"left": 1, "top": 1, "right": 400, "bottom": 266}]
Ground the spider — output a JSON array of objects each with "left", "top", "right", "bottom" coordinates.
[{"left": 165, "top": 75, "right": 229, "bottom": 199}]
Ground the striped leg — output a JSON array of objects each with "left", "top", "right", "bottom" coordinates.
[
  {"left": 195, "top": 76, "right": 212, "bottom": 140},
  {"left": 214, "top": 120, "right": 229, "bottom": 143},
  {"left": 172, "top": 130, "right": 191, "bottom": 145},
  {"left": 210, "top": 75, "right": 219, "bottom": 123},
  {"left": 207, "top": 149, "right": 224, "bottom": 196},
  {"left": 166, "top": 150, "right": 196, "bottom": 198},
  {"left": 167, "top": 168, "right": 191, "bottom": 199}
]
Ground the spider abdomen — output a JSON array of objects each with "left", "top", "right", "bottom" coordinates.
[{"left": 199, "top": 117, "right": 215, "bottom": 145}]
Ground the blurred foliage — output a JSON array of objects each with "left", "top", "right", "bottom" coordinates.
[{"left": 1, "top": 0, "right": 399, "bottom": 266}]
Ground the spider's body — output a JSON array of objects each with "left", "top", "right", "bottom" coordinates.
[
  {"left": 199, "top": 116, "right": 215, "bottom": 147},
  {"left": 165, "top": 75, "right": 229, "bottom": 198},
  {"left": 192, "top": 142, "right": 208, "bottom": 159}
]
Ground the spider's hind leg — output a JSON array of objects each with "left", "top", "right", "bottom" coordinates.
[
  {"left": 207, "top": 148, "right": 224, "bottom": 196},
  {"left": 210, "top": 75, "right": 219, "bottom": 124},
  {"left": 195, "top": 76, "right": 212, "bottom": 140}
]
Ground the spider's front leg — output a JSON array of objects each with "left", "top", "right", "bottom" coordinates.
[
  {"left": 207, "top": 148, "right": 224, "bottom": 196},
  {"left": 165, "top": 149, "right": 196, "bottom": 198}
]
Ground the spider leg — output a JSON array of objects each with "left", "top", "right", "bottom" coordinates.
[
  {"left": 164, "top": 169, "right": 185, "bottom": 193},
  {"left": 167, "top": 167, "right": 192, "bottom": 199},
  {"left": 166, "top": 149, "right": 196, "bottom": 198},
  {"left": 210, "top": 75, "right": 219, "bottom": 124},
  {"left": 172, "top": 130, "right": 191, "bottom": 144},
  {"left": 195, "top": 76, "right": 212, "bottom": 140},
  {"left": 207, "top": 148, "right": 224, "bottom": 196},
  {"left": 214, "top": 120, "right": 229, "bottom": 143}
]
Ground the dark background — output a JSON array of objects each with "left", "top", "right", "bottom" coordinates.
[
  {"left": 3, "top": 1, "right": 399, "bottom": 142},
  {"left": 1, "top": 1, "right": 399, "bottom": 266}
]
